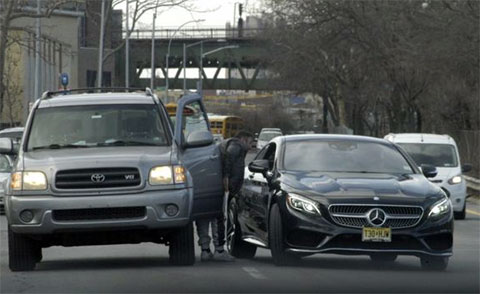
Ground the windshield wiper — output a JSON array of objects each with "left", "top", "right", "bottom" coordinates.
[
  {"left": 97, "top": 140, "right": 159, "bottom": 147},
  {"left": 32, "top": 144, "right": 89, "bottom": 150}
]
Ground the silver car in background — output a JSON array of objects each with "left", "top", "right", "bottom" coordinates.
[{"left": 0, "top": 154, "right": 13, "bottom": 213}]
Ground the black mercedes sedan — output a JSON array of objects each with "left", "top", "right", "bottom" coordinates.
[{"left": 227, "top": 135, "right": 453, "bottom": 270}]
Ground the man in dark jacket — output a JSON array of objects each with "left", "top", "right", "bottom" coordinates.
[
  {"left": 195, "top": 131, "right": 253, "bottom": 262},
  {"left": 214, "top": 130, "right": 254, "bottom": 261}
]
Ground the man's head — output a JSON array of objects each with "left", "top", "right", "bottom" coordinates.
[{"left": 234, "top": 130, "right": 254, "bottom": 150}]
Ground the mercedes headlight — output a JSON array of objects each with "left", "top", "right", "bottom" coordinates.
[
  {"left": 286, "top": 193, "right": 321, "bottom": 215},
  {"left": 448, "top": 175, "right": 462, "bottom": 185},
  {"left": 149, "top": 165, "right": 185, "bottom": 185},
  {"left": 11, "top": 171, "right": 48, "bottom": 191},
  {"left": 428, "top": 197, "right": 451, "bottom": 218}
]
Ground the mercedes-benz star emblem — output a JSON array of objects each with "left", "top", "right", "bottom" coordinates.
[
  {"left": 91, "top": 174, "right": 106, "bottom": 183},
  {"left": 367, "top": 208, "right": 387, "bottom": 227}
]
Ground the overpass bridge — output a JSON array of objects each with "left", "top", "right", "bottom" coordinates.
[{"left": 116, "top": 27, "right": 278, "bottom": 91}]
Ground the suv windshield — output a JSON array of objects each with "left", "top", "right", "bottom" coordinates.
[
  {"left": 284, "top": 140, "right": 414, "bottom": 174},
  {"left": 397, "top": 143, "right": 458, "bottom": 168},
  {"left": 27, "top": 104, "right": 168, "bottom": 151},
  {"left": 259, "top": 131, "right": 282, "bottom": 141}
]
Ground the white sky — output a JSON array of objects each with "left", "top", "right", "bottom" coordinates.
[{"left": 132, "top": 0, "right": 263, "bottom": 29}]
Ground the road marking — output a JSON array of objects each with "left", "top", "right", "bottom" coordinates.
[
  {"left": 466, "top": 209, "right": 480, "bottom": 216},
  {"left": 242, "top": 266, "right": 267, "bottom": 280}
]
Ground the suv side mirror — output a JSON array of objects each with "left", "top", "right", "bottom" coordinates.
[
  {"left": 185, "top": 130, "right": 213, "bottom": 148},
  {"left": 461, "top": 164, "right": 472, "bottom": 173},
  {"left": 248, "top": 159, "right": 269, "bottom": 174},
  {"left": 0, "top": 138, "right": 14, "bottom": 154},
  {"left": 421, "top": 164, "right": 437, "bottom": 178}
]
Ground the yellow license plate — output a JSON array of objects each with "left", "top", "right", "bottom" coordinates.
[{"left": 362, "top": 227, "right": 391, "bottom": 242}]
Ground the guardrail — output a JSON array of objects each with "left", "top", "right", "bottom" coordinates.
[{"left": 465, "top": 175, "right": 480, "bottom": 192}]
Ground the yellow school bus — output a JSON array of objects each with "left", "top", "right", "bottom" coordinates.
[{"left": 208, "top": 115, "right": 244, "bottom": 140}]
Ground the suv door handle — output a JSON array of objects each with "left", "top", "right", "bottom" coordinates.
[{"left": 209, "top": 155, "right": 219, "bottom": 160}]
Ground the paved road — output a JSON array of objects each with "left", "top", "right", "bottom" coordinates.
[
  {"left": 1, "top": 152, "right": 479, "bottom": 293},
  {"left": 1, "top": 200, "right": 479, "bottom": 293}
]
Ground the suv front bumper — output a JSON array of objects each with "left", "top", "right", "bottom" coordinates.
[{"left": 5, "top": 188, "right": 193, "bottom": 234}]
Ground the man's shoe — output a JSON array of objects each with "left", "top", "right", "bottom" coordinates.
[
  {"left": 213, "top": 250, "right": 235, "bottom": 262},
  {"left": 201, "top": 250, "right": 213, "bottom": 262}
]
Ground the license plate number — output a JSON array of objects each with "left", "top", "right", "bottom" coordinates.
[{"left": 362, "top": 227, "right": 391, "bottom": 242}]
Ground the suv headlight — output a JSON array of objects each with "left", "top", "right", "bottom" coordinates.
[
  {"left": 448, "top": 175, "right": 462, "bottom": 185},
  {"left": 286, "top": 193, "right": 321, "bottom": 215},
  {"left": 428, "top": 197, "right": 451, "bottom": 218},
  {"left": 149, "top": 165, "right": 185, "bottom": 185},
  {"left": 11, "top": 171, "right": 48, "bottom": 191}
]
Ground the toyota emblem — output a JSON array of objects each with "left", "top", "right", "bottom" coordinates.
[
  {"left": 91, "top": 174, "right": 106, "bottom": 183},
  {"left": 367, "top": 208, "right": 387, "bottom": 227}
]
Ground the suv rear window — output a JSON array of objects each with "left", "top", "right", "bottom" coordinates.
[{"left": 27, "top": 104, "right": 169, "bottom": 150}]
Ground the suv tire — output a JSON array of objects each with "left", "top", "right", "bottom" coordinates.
[
  {"left": 454, "top": 203, "right": 466, "bottom": 220},
  {"left": 227, "top": 199, "right": 257, "bottom": 259},
  {"left": 8, "top": 226, "right": 38, "bottom": 271},
  {"left": 169, "top": 223, "right": 195, "bottom": 265},
  {"left": 420, "top": 256, "right": 449, "bottom": 271},
  {"left": 269, "top": 204, "right": 298, "bottom": 266}
]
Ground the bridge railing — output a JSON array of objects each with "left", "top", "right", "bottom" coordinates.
[{"left": 120, "top": 28, "right": 265, "bottom": 40}]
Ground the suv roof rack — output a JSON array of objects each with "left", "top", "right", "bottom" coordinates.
[{"left": 40, "top": 87, "right": 154, "bottom": 100}]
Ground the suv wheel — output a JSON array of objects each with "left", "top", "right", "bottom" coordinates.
[
  {"left": 269, "top": 203, "right": 298, "bottom": 266},
  {"left": 420, "top": 256, "right": 449, "bottom": 271},
  {"left": 169, "top": 223, "right": 195, "bottom": 265},
  {"left": 370, "top": 253, "right": 397, "bottom": 263},
  {"left": 227, "top": 199, "right": 257, "bottom": 259},
  {"left": 454, "top": 203, "right": 466, "bottom": 220},
  {"left": 8, "top": 226, "right": 38, "bottom": 271}
]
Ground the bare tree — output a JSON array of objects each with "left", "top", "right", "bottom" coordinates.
[{"left": 261, "top": 0, "right": 479, "bottom": 135}]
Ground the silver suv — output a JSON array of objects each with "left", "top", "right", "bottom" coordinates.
[{"left": 0, "top": 88, "right": 224, "bottom": 271}]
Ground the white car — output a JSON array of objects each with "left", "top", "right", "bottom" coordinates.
[
  {"left": 385, "top": 133, "right": 472, "bottom": 219},
  {"left": 256, "top": 128, "right": 283, "bottom": 150},
  {"left": 0, "top": 154, "right": 13, "bottom": 213}
]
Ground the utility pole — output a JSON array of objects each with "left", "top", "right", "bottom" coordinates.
[
  {"left": 199, "top": 41, "right": 203, "bottom": 96},
  {"left": 97, "top": 0, "right": 106, "bottom": 88},
  {"left": 183, "top": 43, "right": 186, "bottom": 95},
  {"left": 125, "top": 0, "right": 129, "bottom": 87},
  {"left": 34, "top": 0, "right": 41, "bottom": 99},
  {"left": 150, "top": 6, "right": 157, "bottom": 90}
]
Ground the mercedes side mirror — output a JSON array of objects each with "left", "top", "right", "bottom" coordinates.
[
  {"left": 248, "top": 159, "right": 269, "bottom": 174},
  {"left": 185, "top": 130, "right": 213, "bottom": 148},
  {"left": 421, "top": 164, "right": 438, "bottom": 178},
  {"left": 461, "top": 164, "right": 472, "bottom": 173}
]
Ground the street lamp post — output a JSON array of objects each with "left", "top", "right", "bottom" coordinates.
[
  {"left": 183, "top": 39, "right": 209, "bottom": 95},
  {"left": 199, "top": 45, "right": 239, "bottom": 96},
  {"left": 165, "top": 19, "right": 204, "bottom": 101},
  {"left": 182, "top": 40, "right": 237, "bottom": 96},
  {"left": 150, "top": 5, "right": 158, "bottom": 90}
]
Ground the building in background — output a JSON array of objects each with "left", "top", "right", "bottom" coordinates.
[{"left": 0, "top": 1, "right": 121, "bottom": 128}]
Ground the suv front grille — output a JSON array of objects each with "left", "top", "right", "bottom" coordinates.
[
  {"left": 328, "top": 204, "right": 423, "bottom": 229},
  {"left": 55, "top": 168, "right": 141, "bottom": 189},
  {"left": 52, "top": 207, "right": 146, "bottom": 221}
]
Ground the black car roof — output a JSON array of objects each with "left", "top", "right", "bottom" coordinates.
[{"left": 282, "top": 134, "right": 391, "bottom": 145}]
